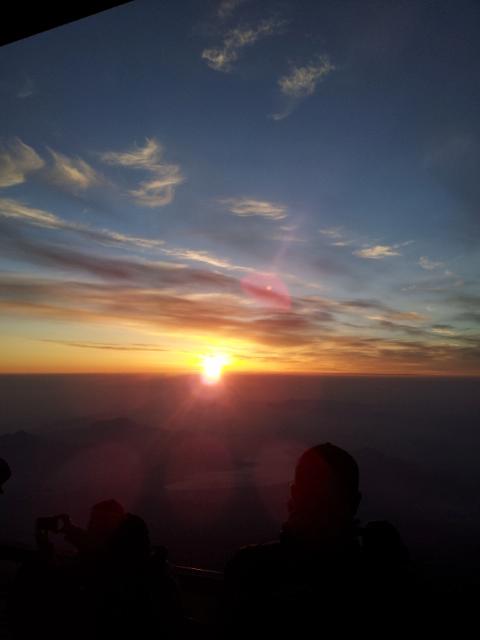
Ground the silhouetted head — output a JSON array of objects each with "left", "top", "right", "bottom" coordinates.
[
  {"left": 0, "top": 459, "right": 11, "bottom": 494},
  {"left": 87, "top": 499, "right": 126, "bottom": 548},
  {"left": 108, "top": 513, "right": 151, "bottom": 564},
  {"left": 286, "top": 443, "right": 361, "bottom": 545}
]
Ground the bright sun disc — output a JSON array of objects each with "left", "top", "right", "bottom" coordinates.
[{"left": 201, "top": 354, "right": 229, "bottom": 384}]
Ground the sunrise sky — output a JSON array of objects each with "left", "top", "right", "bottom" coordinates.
[{"left": 0, "top": 0, "right": 479, "bottom": 375}]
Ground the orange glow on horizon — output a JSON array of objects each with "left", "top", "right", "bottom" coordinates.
[{"left": 0, "top": 332, "right": 478, "bottom": 377}]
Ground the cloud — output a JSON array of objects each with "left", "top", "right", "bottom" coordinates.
[
  {"left": 202, "top": 19, "right": 283, "bottom": 72},
  {"left": 41, "top": 340, "right": 167, "bottom": 352},
  {"left": 446, "top": 294, "right": 480, "bottom": 325},
  {"left": 354, "top": 245, "right": 401, "bottom": 259},
  {"left": 0, "top": 198, "right": 64, "bottom": 230},
  {"left": 318, "top": 226, "right": 355, "bottom": 247},
  {"left": 0, "top": 198, "right": 165, "bottom": 249},
  {"left": 17, "top": 76, "right": 35, "bottom": 99},
  {"left": 1, "top": 219, "right": 477, "bottom": 373},
  {"left": 401, "top": 273, "right": 464, "bottom": 292},
  {"left": 273, "top": 56, "right": 335, "bottom": 120},
  {"left": 1, "top": 262, "right": 479, "bottom": 372},
  {"left": 301, "top": 335, "right": 480, "bottom": 373},
  {"left": 278, "top": 56, "right": 335, "bottom": 98},
  {"left": 319, "top": 227, "right": 343, "bottom": 240},
  {"left": 0, "top": 199, "right": 256, "bottom": 272},
  {"left": 217, "top": 0, "right": 247, "bottom": 20},
  {"left": 0, "top": 138, "right": 44, "bottom": 188},
  {"left": 221, "top": 197, "right": 287, "bottom": 220},
  {"left": 47, "top": 149, "right": 102, "bottom": 192},
  {"left": 339, "top": 299, "right": 427, "bottom": 325},
  {"left": 331, "top": 240, "right": 353, "bottom": 247},
  {"left": 129, "top": 177, "right": 184, "bottom": 207},
  {"left": 0, "top": 231, "right": 239, "bottom": 293},
  {"left": 161, "top": 247, "right": 252, "bottom": 271},
  {"left": 0, "top": 272, "right": 335, "bottom": 352},
  {"left": 431, "top": 325, "right": 457, "bottom": 336},
  {"left": 101, "top": 138, "right": 184, "bottom": 207},
  {"left": 419, "top": 256, "right": 444, "bottom": 271},
  {"left": 448, "top": 293, "right": 480, "bottom": 311},
  {"left": 456, "top": 312, "right": 480, "bottom": 324},
  {"left": 101, "top": 138, "right": 160, "bottom": 168},
  {"left": 367, "top": 311, "right": 426, "bottom": 325}
]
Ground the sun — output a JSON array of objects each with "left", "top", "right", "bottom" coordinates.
[{"left": 201, "top": 354, "right": 230, "bottom": 384}]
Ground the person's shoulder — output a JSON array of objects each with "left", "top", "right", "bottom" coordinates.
[
  {"left": 361, "top": 520, "right": 409, "bottom": 566},
  {"left": 227, "top": 540, "right": 282, "bottom": 567},
  {"left": 225, "top": 540, "right": 282, "bottom": 582}
]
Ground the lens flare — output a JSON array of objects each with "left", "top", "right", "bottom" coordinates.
[
  {"left": 201, "top": 354, "right": 230, "bottom": 384},
  {"left": 241, "top": 272, "right": 291, "bottom": 311}
]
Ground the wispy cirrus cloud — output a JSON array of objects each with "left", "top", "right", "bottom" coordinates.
[
  {"left": 217, "top": 0, "right": 248, "bottom": 20},
  {"left": 279, "top": 56, "right": 335, "bottom": 98},
  {"left": 0, "top": 274, "right": 315, "bottom": 349},
  {"left": 101, "top": 138, "right": 184, "bottom": 207},
  {"left": 47, "top": 148, "right": 103, "bottom": 192},
  {"left": 0, "top": 198, "right": 165, "bottom": 250},
  {"left": 318, "top": 227, "right": 343, "bottom": 240},
  {"left": 202, "top": 18, "right": 283, "bottom": 72},
  {"left": 0, "top": 198, "right": 258, "bottom": 272},
  {"left": 354, "top": 244, "right": 401, "bottom": 259},
  {"left": 0, "top": 198, "right": 67, "bottom": 230},
  {"left": 221, "top": 197, "right": 287, "bottom": 220},
  {"left": 321, "top": 228, "right": 413, "bottom": 259},
  {"left": 337, "top": 298, "right": 427, "bottom": 325},
  {"left": 17, "top": 76, "right": 35, "bottom": 99},
  {"left": 0, "top": 138, "right": 44, "bottom": 188},
  {"left": 101, "top": 138, "right": 160, "bottom": 168},
  {"left": 161, "top": 247, "right": 252, "bottom": 272},
  {"left": 273, "top": 55, "right": 335, "bottom": 120},
  {"left": 41, "top": 339, "right": 168, "bottom": 352},
  {"left": 318, "top": 226, "right": 355, "bottom": 247},
  {"left": 401, "top": 271, "right": 464, "bottom": 292},
  {"left": 0, "top": 231, "right": 239, "bottom": 293},
  {"left": 419, "top": 256, "right": 444, "bottom": 270},
  {"left": 431, "top": 325, "right": 457, "bottom": 336}
]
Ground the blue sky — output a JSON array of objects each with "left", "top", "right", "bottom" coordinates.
[{"left": 0, "top": 0, "right": 479, "bottom": 374}]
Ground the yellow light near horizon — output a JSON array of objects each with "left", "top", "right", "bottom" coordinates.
[{"left": 201, "top": 354, "right": 230, "bottom": 384}]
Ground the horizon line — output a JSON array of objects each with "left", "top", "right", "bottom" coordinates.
[{"left": 0, "top": 371, "right": 479, "bottom": 379}]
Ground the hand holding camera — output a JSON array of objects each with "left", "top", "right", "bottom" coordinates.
[{"left": 36, "top": 514, "right": 71, "bottom": 534}]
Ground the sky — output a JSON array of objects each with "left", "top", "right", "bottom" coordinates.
[{"left": 0, "top": 0, "right": 479, "bottom": 375}]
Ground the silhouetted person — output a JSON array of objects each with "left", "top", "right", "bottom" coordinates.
[
  {"left": 9, "top": 512, "right": 78, "bottom": 639},
  {"left": 62, "top": 498, "right": 126, "bottom": 555},
  {"left": 89, "top": 513, "right": 182, "bottom": 637},
  {"left": 0, "top": 457, "right": 28, "bottom": 564},
  {"left": 11, "top": 500, "right": 182, "bottom": 639},
  {"left": 223, "top": 443, "right": 409, "bottom": 636},
  {"left": 0, "top": 458, "right": 11, "bottom": 494}
]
